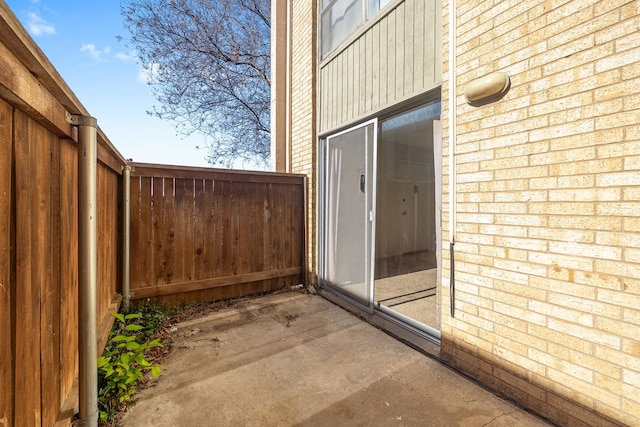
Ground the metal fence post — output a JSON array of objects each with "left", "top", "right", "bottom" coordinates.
[
  {"left": 122, "top": 165, "right": 132, "bottom": 310},
  {"left": 67, "top": 113, "right": 99, "bottom": 427}
]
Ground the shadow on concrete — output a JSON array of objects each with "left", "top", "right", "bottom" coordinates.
[{"left": 122, "top": 292, "right": 551, "bottom": 427}]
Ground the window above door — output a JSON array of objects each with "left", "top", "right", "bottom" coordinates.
[{"left": 320, "top": 0, "right": 393, "bottom": 58}]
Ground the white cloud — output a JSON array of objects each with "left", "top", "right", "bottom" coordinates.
[
  {"left": 27, "top": 12, "right": 55, "bottom": 36},
  {"left": 80, "top": 43, "right": 111, "bottom": 61},
  {"left": 137, "top": 62, "right": 160, "bottom": 84},
  {"left": 115, "top": 51, "right": 137, "bottom": 61}
]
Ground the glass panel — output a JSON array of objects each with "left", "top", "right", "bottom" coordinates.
[
  {"left": 321, "top": 0, "right": 363, "bottom": 57},
  {"left": 374, "top": 101, "right": 441, "bottom": 329},
  {"left": 324, "top": 123, "right": 374, "bottom": 307},
  {"left": 368, "top": 0, "right": 392, "bottom": 18}
]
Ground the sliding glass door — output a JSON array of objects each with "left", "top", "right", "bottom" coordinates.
[{"left": 320, "top": 100, "right": 441, "bottom": 336}]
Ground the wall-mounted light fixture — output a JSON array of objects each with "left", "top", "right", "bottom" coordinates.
[{"left": 464, "top": 72, "right": 510, "bottom": 106}]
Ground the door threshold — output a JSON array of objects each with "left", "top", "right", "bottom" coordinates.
[
  {"left": 321, "top": 289, "right": 441, "bottom": 359},
  {"left": 375, "top": 303, "right": 441, "bottom": 342}
]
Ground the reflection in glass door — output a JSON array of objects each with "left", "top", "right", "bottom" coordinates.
[
  {"left": 323, "top": 121, "right": 376, "bottom": 310},
  {"left": 374, "top": 102, "right": 441, "bottom": 334}
]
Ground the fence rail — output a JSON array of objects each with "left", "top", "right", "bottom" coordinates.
[{"left": 129, "top": 164, "right": 306, "bottom": 305}]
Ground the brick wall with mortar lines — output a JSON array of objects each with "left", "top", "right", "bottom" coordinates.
[
  {"left": 440, "top": 0, "right": 640, "bottom": 426},
  {"left": 290, "top": 0, "right": 317, "bottom": 281}
]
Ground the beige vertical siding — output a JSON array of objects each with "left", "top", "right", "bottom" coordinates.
[{"left": 319, "top": 0, "right": 442, "bottom": 134}]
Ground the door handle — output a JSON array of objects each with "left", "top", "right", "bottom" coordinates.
[{"left": 360, "top": 174, "right": 365, "bottom": 193}]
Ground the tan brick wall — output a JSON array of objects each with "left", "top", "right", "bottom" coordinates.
[
  {"left": 289, "top": 0, "right": 317, "bottom": 282},
  {"left": 441, "top": 0, "right": 640, "bottom": 425}
]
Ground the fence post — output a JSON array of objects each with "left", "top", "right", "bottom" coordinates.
[{"left": 67, "top": 113, "right": 99, "bottom": 427}]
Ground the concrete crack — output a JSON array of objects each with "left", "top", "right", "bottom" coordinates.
[{"left": 483, "top": 410, "right": 516, "bottom": 426}]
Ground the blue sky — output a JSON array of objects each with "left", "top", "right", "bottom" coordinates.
[{"left": 5, "top": 0, "right": 220, "bottom": 167}]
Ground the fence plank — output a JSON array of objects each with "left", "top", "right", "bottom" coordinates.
[
  {"left": 40, "top": 129, "right": 60, "bottom": 427},
  {"left": 13, "top": 111, "right": 42, "bottom": 426},
  {"left": 98, "top": 166, "right": 119, "bottom": 315},
  {"left": 139, "top": 177, "right": 153, "bottom": 288},
  {"left": 58, "top": 138, "right": 78, "bottom": 410},
  {"left": 130, "top": 176, "right": 141, "bottom": 291},
  {"left": 238, "top": 182, "right": 251, "bottom": 275},
  {"left": 184, "top": 179, "right": 196, "bottom": 283},
  {"left": 0, "top": 97, "right": 13, "bottom": 427},
  {"left": 97, "top": 166, "right": 106, "bottom": 310},
  {"left": 283, "top": 184, "right": 293, "bottom": 270},
  {"left": 263, "top": 184, "right": 272, "bottom": 271},
  {"left": 226, "top": 181, "right": 237, "bottom": 276},
  {"left": 292, "top": 184, "right": 303, "bottom": 274},
  {"left": 274, "top": 184, "right": 284, "bottom": 270},
  {"left": 254, "top": 183, "right": 266, "bottom": 273},
  {"left": 203, "top": 179, "right": 216, "bottom": 285},
  {"left": 172, "top": 179, "right": 187, "bottom": 285},
  {"left": 152, "top": 177, "right": 164, "bottom": 287},
  {"left": 211, "top": 179, "right": 223, "bottom": 280},
  {"left": 162, "top": 178, "right": 176, "bottom": 285},
  {"left": 193, "top": 179, "right": 205, "bottom": 281}
]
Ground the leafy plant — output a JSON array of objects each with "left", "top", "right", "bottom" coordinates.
[
  {"left": 125, "top": 301, "right": 172, "bottom": 340},
  {"left": 97, "top": 312, "right": 163, "bottom": 424}
]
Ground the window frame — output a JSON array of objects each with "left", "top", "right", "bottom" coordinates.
[{"left": 320, "top": 0, "right": 399, "bottom": 60}]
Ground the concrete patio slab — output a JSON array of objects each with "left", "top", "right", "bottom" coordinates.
[{"left": 122, "top": 292, "right": 551, "bottom": 426}]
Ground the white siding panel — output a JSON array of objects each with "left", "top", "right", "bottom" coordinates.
[
  {"left": 338, "top": 48, "right": 346, "bottom": 126},
  {"left": 395, "top": 3, "right": 405, "bottom": 101},
  {"left": 425, "top": 0, "right": 438, "bottom": 89},
  {"left": 387, "top": 8, "right": 397, "bottom": 106},
  {"left": 333, "top": 50, "right": 340, "bottom": 131},
  {"left": 346, "top": 43, "right": 354, "bottom": 121},
  {"left": 365, "top": 29, "right": 373, "bottom": 113},
  {"left": 321, "top": 62, "right": 327, "bottom": 131},
  {"left": 372, "top": 22, "right": 380, "bottom": 111},
  {"left": 319, "top": 0, "right": 442, "bottom": 134},
  {"left": 379, "top": 15, "right": 388, "bottom": 107},
  {"left": 352, "top": 41, "right": 359, "bottom": 122},
  {"left": 358, "top": 37, "right": 366, "bottom": 116},
  {"left": 414, "top": 0, "right": 425, "bottom": 89},
  {"left": 404, "top": 0, "right": 414, "bottom": 96}
]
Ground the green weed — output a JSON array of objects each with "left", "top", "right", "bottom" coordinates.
[{"left": 97, "top": 312, "right": 163, "bottom": 424}]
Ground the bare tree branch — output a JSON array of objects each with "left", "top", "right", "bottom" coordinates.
[{"left": 121, "top": 0, "right": 270, "bottom": 167}]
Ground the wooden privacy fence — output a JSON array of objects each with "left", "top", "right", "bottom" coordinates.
[
  {"left": 0, "top": 4, "right": 125, "bottom": 426},
  {"left": 128, "top": 164, "right": 306, "bottom": 304},
  {"left": 0, "top": 3, "right": 306, "bottom": 426}
]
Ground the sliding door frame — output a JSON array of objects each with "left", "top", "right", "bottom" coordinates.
[{"left": 319, "top": 118, "right": 378, "bottom": 313}]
